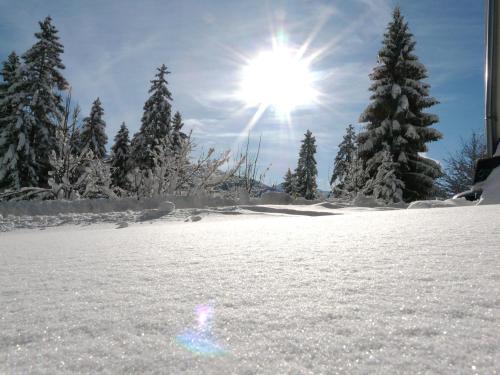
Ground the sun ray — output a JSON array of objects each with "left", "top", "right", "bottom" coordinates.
[
  {"left": 232, "top": 103, "right": 269, "bottom": 148},
  {"left": 296, "top": 9, "right": 334, "bottom": 61}
]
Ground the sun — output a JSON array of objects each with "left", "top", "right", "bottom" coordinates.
[{"left": 239, "top": 45, "right": 318, "bottom": 117}]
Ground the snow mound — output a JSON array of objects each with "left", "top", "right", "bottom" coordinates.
[
  {"left": 136, "top": 202, "right": 175, "bottom": 222},
  {"left": 0, "top": 195, "right": 239, "bottom": 218},
  {"left": 292, "top": 197, "right": 322, "bottom": 205},
  {"left": 185, "top": 215, "right": 202, "bottom": 222},
  {"left": 351, "top": 193, "right": 383, "bottom": 207},
  {"left": 0, "top": 197, "right": 166, "bottom": 217},
  {"left": 408, "top": 198, "right": 474, "bottom": 209},
  {"left": 316, "top": 201, "right": 349, "bottom": 209},
  {"left": 259, "top": 191, "right": 292, "bottom": 205},
  {"left": 408, "top": 165, "right": 500, "bottom": 208},
  {"left": 478, "top": 165, "right": 500, "bottom": 205},
  {"left": 239, "top": 205, "right": 337, "bottom": 216}
]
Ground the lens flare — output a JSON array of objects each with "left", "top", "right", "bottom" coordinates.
[{"left": 176, "top": 303, "right": 226, "bottom": 356}]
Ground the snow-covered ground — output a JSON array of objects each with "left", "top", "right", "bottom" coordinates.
[{"left": 1, "top": 203, "right": 499, "bottom": 374}]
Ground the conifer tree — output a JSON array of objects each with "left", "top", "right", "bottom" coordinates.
[
  {"left": 357, "top": 7, "right": 442, "bottom": 202},
  {"left": 170, "top": 111, "right": 187, "bottom": 153},
  {"left": 110, "top": 122, "right": 131, "bottom": 189},
  {"left": 342, "top": 154, "right": 367, "bottom": 199},
  {"left": 282, "top": 168, "right": 295, "bottom": 195},
  {"left": 295, "top": 130, "right": 318, "bottom": 200},
  {"left": 373, "top": 147, "right": 405, "bottom": 203},
  {"left": 0, "top": 52, "right": 20, "bottom": 100},
  {"left": 22, "top": 16, "right": 68, "bottom": 186},
  {"left": 132, "top": 64, "right": 173, "bottom": 169},
  {"left": 81, "top": 98, "right": 108, "bottom": 159},
  {"left": 0, "top": 52, "right": 20, "bottom": 136},
  {"left": 0, "top": 53, "right": 38, "bottom": 190},
  {"left": 330, "top": 124, "right": 357, "bottom": 197}
]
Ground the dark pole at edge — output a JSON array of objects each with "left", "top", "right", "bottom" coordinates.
[{"left": 485, "top": 0, "right": 500, "bottom": 157}]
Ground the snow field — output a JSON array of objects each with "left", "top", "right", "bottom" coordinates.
[{"left": 1, "top": 204, "right": 499, "bottom": 374}]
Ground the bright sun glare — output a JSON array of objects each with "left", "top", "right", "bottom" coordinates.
[{"left": 239, "top": 46, "right": 318, "bottom": 117}]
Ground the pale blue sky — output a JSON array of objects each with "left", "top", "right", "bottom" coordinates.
[{"left": 0, "top": 0, "right": 484, "bottom": 189}]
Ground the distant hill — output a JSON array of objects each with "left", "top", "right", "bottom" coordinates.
[{"left": 215, "top": 175, "right": 277, "bottom": 197}]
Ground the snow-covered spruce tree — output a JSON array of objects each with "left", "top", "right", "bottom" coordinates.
[
  {"left": 295, "top": 130, "right": 318, "bottom": 200},
  {"left": 283, "top": 168, "right": 295, "bottom": 195},
  {"left": 131, "top": 64, "right": 173, "bottom": 169},
  {"left": 342, "top": 153, "right": 368, "bottom": 199},
  {"left": 81, "top": 98, "right": 108, "bottom": 159},
  {"left": 373, "top": 147, "right": 405, "bottom": 203},
  {"left": 0, "top": 54, "right": 39, "bottom": 191},
  {"left": 330, "top": 124, "right": 357, "bottom": 198},
  {"left": 170, "top": 111, "right": 188, "bottom": 153},
  {"left": 22, "top": 16, "right": 68, "bottom": 186},
  {"left": 110, "top": 122, "right": 131, "bottom": 190},
  {"left": 0, "top": 52, "right": 20, "bottom": 105},
  {"left": 0, "top": 52, "right": 21, "bottom": 152},
  {"left": 357, "top": 7, "right": 442, "bottom": 202},
  {"left": 438, "top": 132, "right": 486, "bottom": 196}
]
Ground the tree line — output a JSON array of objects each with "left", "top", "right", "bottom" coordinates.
[
  {"left": 0, "top": 16, "right": 241, "bottom": 201},
  {"left": 0, "top": 11, "right": 484, "bottom": 203}
]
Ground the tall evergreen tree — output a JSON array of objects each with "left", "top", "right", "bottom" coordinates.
[
  {"left": 330, "top": 124, "right": 357, "bottom": 197},
  {"left": 22, "top": 16, "right": 68, "bottom": 186},
  {"left": 132, "top": 64, "right": 173, "bottom": 169},
  {"left": 357, "top": 7, "right": 442, "bottom": 202},
  {"left": 282, "top": 168, "right": 295, "bottom": 195},
  {"left": 81, "top": 98, "right": 107, "bottom": 159},
  {"left": 0, "top": 54, "right": 38, "bottom": 190},
  {"left": 110, "top": 122, "right": 131, "bottom": 189},
  {"left": 295, "top": 130, "right": 318, "bottom": 200}
]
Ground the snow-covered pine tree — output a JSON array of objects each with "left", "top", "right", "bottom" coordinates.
[
  {"left": 132, "top": 64, "right": 173, "bottom": 169},
  {"left": 330, "top": 124, "right": 357, "bottom": 198},
  {"left": 373, "top": 147, "right": 405, "bottom": 203},
  {"left": 295, "top": 130, "right": 318, "bottom": 200},
  {"left": 110, "top": 122, "right": 131, "bottom": 190},
  {"left": 357, "top": 7, "right": 442, "bottom": 202},
  {"left": 342, "top": 153, "right": 367, "bottom": 199},
  {"left": 81, "top": 98, "right": 108, "bottom": 159},
  {"left": 283, "top": 168, "right": 295, "bottom": 195},
  {"left": 0, "top": 52, "right": 20, "bottom": 104},
  {"left": 0, "top": 53, "right": 39, "bottom": 190},
  {"left": 0, "top": 52, "right": 21, "bottom": 146},
  {"left": 22, "top": 16, "right": 68, "bottom": 186},
  {"left": 170, "top": 111, "right": 187, "bottom": 153}
]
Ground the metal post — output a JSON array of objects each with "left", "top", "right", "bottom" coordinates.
[{"left": 485, "top": 0, "right": 500, "bottom": 157}]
